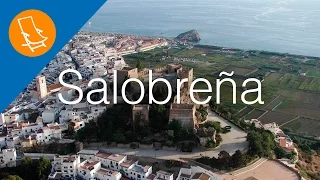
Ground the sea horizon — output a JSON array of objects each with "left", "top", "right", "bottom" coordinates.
[{"left": 82, "top": 0, "right": 320, "bottom": 58}]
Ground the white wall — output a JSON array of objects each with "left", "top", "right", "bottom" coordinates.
[{"left": 42, "top": 111, "right": 55, "bottom": 123}]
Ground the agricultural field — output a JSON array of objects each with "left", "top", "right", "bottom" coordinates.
[
  {"left": 277, "top": 89, "right": 320, "bottom": 106},
  {"left": 258, "top": 111, "right": 297, "bottom": 125},
  {"left": 307, "top": 68, "right": 320, "bottom": 78},
  {"left": 243, "top": 109, "right": 267, "bottom": 120},
  {"left": 124, "top": 45, "right": 320, "bottom": 137},
  {"left": 220, "top": 65, "right": 258, "bottom": 76},
  {"left": 298, "top": 77, "right": 320, "bottom": 91},
  {"left": 282, "top": 117, "right": 320, "bottom": 136},
  {"left": 264, "top": 73, "right": 284, "bottom": 84},
  {"left": 263, "top": 95, "right": 286, "bottom": 110},
  {"left": 235, "top": 106, "right": 254, "bottom": 119},
  {"left": 276, "top": 99, "right": 320, "bottom": 120}
]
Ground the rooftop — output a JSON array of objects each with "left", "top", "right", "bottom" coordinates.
[
  {"left": 96, "top": 152, "right": 112, "bottom": 159},
  {"left": 97, "top": 168, "right": 121, "bottom": 177},
  {"left": 120, "top": 159, "right": 137, "bottom": 168},
  {"left": 192, "top": 173, "right": 210, "bottom": 180},
  {"left": 80, "top": 161, "right": 100, "bottom": 170},
  {"left": 107, "top": 154, "right": 126, "bottom": 162}
]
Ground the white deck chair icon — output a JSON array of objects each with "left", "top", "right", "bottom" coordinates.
[{"left": 17, "top": 16, "right": 48, "bottom": 52}]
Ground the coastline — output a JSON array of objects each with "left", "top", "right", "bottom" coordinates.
[{"left": 79, "top": 30, "right": 320, "bottom": 59}]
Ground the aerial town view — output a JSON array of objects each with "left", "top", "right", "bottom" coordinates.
[{"left": 1, "top": 0, "right": 320, "bottom": 180}]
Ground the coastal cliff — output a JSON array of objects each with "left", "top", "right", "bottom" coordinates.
[{"left": 176, "top": 30, "right": 201, "bottom": 42}]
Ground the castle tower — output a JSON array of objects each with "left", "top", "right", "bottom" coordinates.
[
  {"left": 177, "top": 67, "right": 194, "bottom": 89},
  {"left": 36, "top": 75, "right": 47, "bottom": 100}
]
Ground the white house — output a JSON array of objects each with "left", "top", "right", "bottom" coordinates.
[
  {"left": 263, "top": 122, "right": 284, "bottom": 136},
  {"left": 154, "top": 170, "right": 174, "bottom": 180},
  {"left": 36, "top": 124, "right": 62, "bottom": 144},
  {"left": 59, "top": 110, "right": 69, "bottom": 124},
  {"left": 9, "top": 121, "right": 43, "bottom": 137},
  {"left": 5, "top": 135, "right": 20, "bottom": 148},
  {"left": 51, "top": 155, "right": 80, "bottom": 179},
  {"left": 77, "top": 149, "right": 100, "bottom": 161},
  {"left": 56, "top": 89, "right": 73, "bottom": 103},
  {"left": 97, "top": 153, "right": 127, "bottom": 171},
  {"left": 96, "top": 167, "right": 122, "bottom": 180},
  {"left": 78, "top": 160, "right": 101, "bottom": 180},
  {"left": 0, "top": 113, "right": 20, "bottom": 124},
  {"left": 0, "top": 135, "right": 6, "bottom": 148},
  {"left": 0, "top": 114, "right": 5, "bottom": 125},
  {"left": 0, "top": 148, "right": 17, "bottom": 168},
  {"left": 42, "top": 110, "right": 56, "bottom": 123},
  {"left": 121, "top": 161, "right": 152, "bottom": 180},
  {"left": 177, "top": 166, "right": 222, "bottom": 180}
]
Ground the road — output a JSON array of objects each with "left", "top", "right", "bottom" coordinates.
[{"left": 87, "top": 110, "right": 248, "bottom": 160}]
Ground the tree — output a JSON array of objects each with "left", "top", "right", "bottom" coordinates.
[
  {"left": 218, "top": 150, "right": 231, "bottom": 169},
  {"left": 274, "top": 146, "right": 287, "bottom": 159},
  {"left": 149, "top": 104, "right": 167, "bottom": 130},
  {"left": 113, "top": 131, "right": 127, "bottom": 143},
  {"left": 219, "top": 150, "right": 231, "bottom": 159},
  {"left": 247, "top": 131, "right": 275, "bottom": 158},
  {"left": 36, "top": 156, "right": 51, "bottom": 180},
  {"left": 76, "top": 121, "right": 99, "bottom": 143},
  {"left": 231, "top": 150, "right": 246, "bottom": 168},
  {"left": 168, "top": 119, "right": 182, "bottom": 132},
  {"left": 196, "top": 105, "right": 208, "bottom": 121},
  {"left": 7, "top": 175, "right": 23, "bottom": 180},
  {"left": 136, "top": 59, "right": 143, "bottom": 71},
  {"left": 21, "top": 157, "right": 36, "bottom": 179}
]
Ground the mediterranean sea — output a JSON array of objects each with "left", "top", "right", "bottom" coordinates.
[{"left": 82, "top": 0, "right": 320, "bottom": 57}]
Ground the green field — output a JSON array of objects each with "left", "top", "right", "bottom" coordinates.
[
  {"left": 258, "top": 111, "right": 297, "bottom": 125},
  {"left": 282, "top": 117, "right": 320, "bottom": 136},
  {"left": 244, "top": 109, "right": 266, "bottom": 120},
  {"left": 124, "top": 46, "right": 320, "bottom": 137},
  {"left": 276, "top": 99, "right": 320, "bottom": 120}
]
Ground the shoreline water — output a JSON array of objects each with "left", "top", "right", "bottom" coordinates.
[{"left": 79, "top": 30, "right": 320, "bottom": 59}]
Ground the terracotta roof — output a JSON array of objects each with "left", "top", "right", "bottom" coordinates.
[
  {"left": 107, "top": 154, "right": 126, "bottom": 162},
  {"left": 147, "top": 174, "right": 156, "bottom": 180},
  {"left": 96, "top": 152, "right": 112, "bottom": 159},
  {"left": 279, "top": 138, "right": 287, "bottom": 147},
  {"left": 80, "top": 161, "right": 100, "bottom": 170},
  {"left": 192, "top": 173, "right": 210, "bottom": 180},
  {"left": 120, "top": 159, "right": 136, "bottom": 168},
  {"left": 47, "top": 84, "right": 64, "bottom": 91},
  {"left": 48, "top": 126, "right": 61, "bottom": 130}
]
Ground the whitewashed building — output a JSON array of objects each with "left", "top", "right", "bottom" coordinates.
[
  {"left": 177, "top": 166, "right": 222, "bottom": 180},
  {"left": 0, "top": 148, "right": 17, "bottom": 168},
  {"left": 51, "top": 155, "right": 80, "bottom": 179}
]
